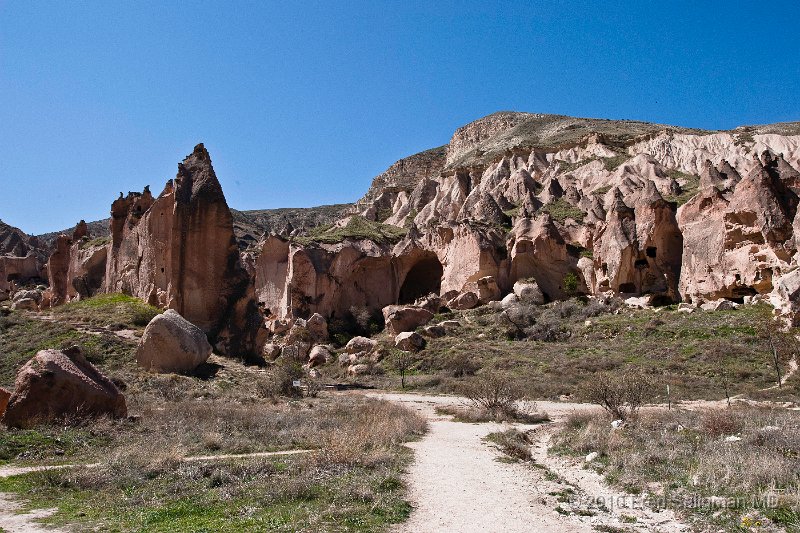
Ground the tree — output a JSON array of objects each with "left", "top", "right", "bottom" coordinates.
[
  {"left": 754, "top": 306, "right": 797, "bottom": 389},
  {"left": 584, "top": 369, "right": 655, "bottom": 420},
  {"left": 396, "top": 349, "right": 411, "bottom": 389}
]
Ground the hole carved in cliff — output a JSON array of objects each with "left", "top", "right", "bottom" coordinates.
[{"left": 399, "top": 256, "right": 443, "bottom": 304}]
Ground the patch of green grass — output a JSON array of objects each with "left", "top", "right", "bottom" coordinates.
[
  {"left": 602, "top": 155, "right": 629, "bottom": 171},
  {"left": 294, "top": 216, "right": 407, "bottom": 246},
  {"left": 408, "top": 301, "right": 799, "bottom": 403},
  {"left": 0, "top": 312, "right": 135, "bottom": 386},
  {"left": 0, "top": 458, "right": 413, "bottom": 532},
  {"left": 52, "top": 293, "right": 161, "bottom": 329},
  {"left": 540, "top": 199, "right": 585, "bottom": 223},
  {"left": 0, "top": 427, "right": 110, "bottom": 465},
  {"left": 593, "top": 185, "right": 613, "bottom": 196},
  {"left": 79, "top": 236, "right": 111, "bottom": 249},
  {"left": 664, "top": 169, "right": 701, "bottom": 206}
]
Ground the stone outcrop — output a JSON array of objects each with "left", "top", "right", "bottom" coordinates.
[
  {"left": 135, "top": 310, "right": 212, "bottom": 373},
  {"left": 382, "top": 305, "right": 434, "bottom": 335},
  {"left": 395, "top": 331, "right": 426, "bottom": 352},
  {"left": 2, "top": 347, "right": 126, "bottom": 428},
  {"left": 104, "top": 144, "right": 265, "bottom": 359},
  {"left": 11, "top": 113, "right": 800, "bottom": 340}
]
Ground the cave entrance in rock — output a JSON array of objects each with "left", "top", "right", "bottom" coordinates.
[{"left": 398, "top": 256, "right": 443, "bottom": 304}]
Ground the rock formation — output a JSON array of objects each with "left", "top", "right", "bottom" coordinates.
[
  {"left": 136, "top": 310, "right": 212, "bottom": 373},
  {"left": 103, "top": 144, "right": 265, "bottom": 359},
  {"left": 2, "top": 346, "right": 126, "bottom": 428},
  {"left": 20, "top": 113, "right": 800, "bottom": 341}
]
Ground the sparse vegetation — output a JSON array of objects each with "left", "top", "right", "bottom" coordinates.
[
  {"left": 485, "top": 428, "right": 533, "bottom": 461},
  {"left": 602, "top": 154, "right": 629, "bottom": 171},
  {"left": 404, "top": 300, "right": 800, "bottom": 402},
  {"left": 78, "top": 235, "right": 111, "bottom": 249},
  {"left": 664, "top": 169, "right": 701, "bottom": 206},
  {"left": 539, "top": 199, "right": 585, "bottom": 223},
  {"left": 554, "top": 407, "right": 800, "bottom": 530},
  {"left": 51, "top": 293, "right": 161, "bottom": 330},
  {"left": 294, "top": 215, "right": 407, "bottom": 246},
  {"left": 0, "top": 398, "right": 426, "bottom": 532},
  {"left": 583, "top": 369, "right": 655, "bottom": 420}
]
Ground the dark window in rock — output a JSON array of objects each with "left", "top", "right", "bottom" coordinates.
[
  {"left": 650, "top": 294, "right": 673, "bottom": 307},
  {"left": 646, "top": 247, "right": 657, "bottom": 258},
  {"left": 619, "top": 282, "right": 636, "bottom": 293},
  {"left": 399, "top": 256, "right": 443, "bottom": 304},
  {"left": 634, "top": 259, "right": 648, "bottom": 269}
]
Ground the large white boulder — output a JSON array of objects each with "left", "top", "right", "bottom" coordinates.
[{"left": 135, "top": 310, "right": 212, "bottom": 373}]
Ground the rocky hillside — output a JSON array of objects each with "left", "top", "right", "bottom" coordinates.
[
  {"left": 37, "top": 205, "right": 351, "bottom": 252},
  {"left": 6, "top": 111, "right": 800, "bottom": 342}
]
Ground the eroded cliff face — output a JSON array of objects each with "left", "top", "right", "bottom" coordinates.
[
  {"left": 337, "top": 113, "right": 800, "bottom": 321},
  {"left": 29, "top": 113, "right": 800, "bottom": 341}
]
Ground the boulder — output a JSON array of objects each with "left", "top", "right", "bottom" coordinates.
[
  {"left": 308, "top": 345, "right": 332, "bottom": 367},
  {"left": 306, "top": 313, "right": 329, "bottom": 343},
  {"left": 345, "top": 336, "right": 378, "bottom": 354},
  {"left": 500, "top": 293, "right": 519, "bottom": 309},
  {"left": 12, "top": 289, "right": 42, "bottom": 304},
  {"left": 268, "top": 317, "right": 293, "bottom": 335},
  {"left": 135, "top": 310, "right": 212, "bottom": 373},
  {"left": 2, "top": 347, "right": 126, "bottom": 428},
  {"left": 383, "top": 305, "right": 434, "bottom": 334},
  {"left": 448, "top": 291, "right": 479, "bottom": 310},
  {"left": 11, "top": 298, "right": 37, "bottom": 311},
  {"left": 348, "top": 363, "right": 371, "bottom": 376},
  {"left": 513, "top": 281, "right": 545, "bottom": 304},
  {"left": 395, "top": 331, "right": 427, "bottom": 352},
  {"left": 476, "top": 276, "right": 501, "bottom": 303},
  {"left": 422, "top": 324, "right": 447, "bottom": 338},
  {"left": 701, "top": 299, "right": 738, "bottom": 312},
  {"left": 262, "top": 342, "right": 282, "bottom": 360},
  {"left": 0, "top": 388, "right": 10, "bottom": 419},
  {"left": 281, "top": 343, "right": 310, "bottom": 361},
  {"left": 414, "top": 294, "right": 443, "bottom": 314}
]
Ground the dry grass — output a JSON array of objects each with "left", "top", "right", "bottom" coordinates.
[
  {"left": 435, "top": 403, "right": 549, "bottom": 424},
  {"left": 0, "top": 395, "right": 426, "bottom": 531},
  {"left": 485, "top": 428, "right": 534, "bottom": 461},
  {"left": 553, "top": 406, "right": 800, "bottom": 530}
]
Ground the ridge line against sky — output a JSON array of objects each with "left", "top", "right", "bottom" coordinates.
[{"left": 1, "top": 0, "right": 798, "bottom": 235}]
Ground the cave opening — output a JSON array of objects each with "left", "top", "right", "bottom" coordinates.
[
  {"left": 619, "top": 282, "right": 636, "bottom": 293},
  {"left": 399, "top": 256, "right": 443, "bottom": 304}
]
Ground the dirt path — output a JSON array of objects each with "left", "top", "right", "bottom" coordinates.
[
  {"left": 373, "top": 392, "right": 690, "bottom": 533},
  {"left": 0, "top": 449, "right": 313, "bottom": 532}
]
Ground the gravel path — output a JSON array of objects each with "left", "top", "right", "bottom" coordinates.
[{"left": 374, "top": 392, "right": 690, "bottom": 533}]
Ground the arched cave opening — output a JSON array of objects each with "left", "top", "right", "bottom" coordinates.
[{"left": 399, "top": 256, "right": 444, "bottom": 304}]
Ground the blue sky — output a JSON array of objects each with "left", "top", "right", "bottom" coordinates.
[{"left": 1, "top": 1, "right": 798, "bottom": 234}]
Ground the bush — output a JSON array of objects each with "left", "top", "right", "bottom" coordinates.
[
  {"left": 486, "top": 429, "right": 533, "bottom": 461},
  {"left": 562, "top": 272, "right": 579, "bottom": 294},
  {"left": 459, "top": 372, "right": 526, "bottom": 418},
  {"left": 583, "top": 369, "right": 655, "bottom": 420}
]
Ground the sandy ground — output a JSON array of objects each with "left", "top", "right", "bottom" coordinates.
[{"left": 371, "top": 392, "right": 690, "bottom": 533}]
